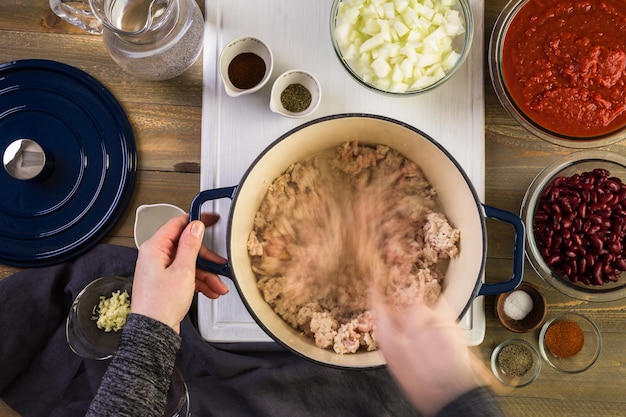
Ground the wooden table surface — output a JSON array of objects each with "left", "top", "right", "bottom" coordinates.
[{"left": 0, "top": 1, "right": 624, "bottom": 416}]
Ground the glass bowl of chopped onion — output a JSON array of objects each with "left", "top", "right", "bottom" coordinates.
[
  {"left": 539, "top": 312, "right": 602, "bottom": 373},
  {"left": 491, "top": 338, "right": 541, "bottom": 387},
  {"left": 66, "top": 275, "right": 132, "bottom": 360},
  {"left": 330, "top": 0, "right": 473, "bottom": 95}
]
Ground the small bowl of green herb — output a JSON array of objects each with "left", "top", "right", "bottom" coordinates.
[
  {"left": 270, "top": 69, "right": 321, "bottom": 118},
  {"left": 491, "top": 338, "right": 541, "bottom": 387}
]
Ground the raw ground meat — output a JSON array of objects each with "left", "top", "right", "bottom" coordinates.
[{"left": 248, "top": 142, "right": 460, "bottom": 354}]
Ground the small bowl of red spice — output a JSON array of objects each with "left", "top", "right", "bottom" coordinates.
[
  {"left": 219, "top": 36, "right": 273, "bottom": 97},
  {"left": 539, "top": 312, "right": 602, "bottom": 373},
  {"left": 489, "top": 0, "right": 626, "bottom": 148},
  {"left": 521, "top": 150, "right": 626, "bottom": 302}
]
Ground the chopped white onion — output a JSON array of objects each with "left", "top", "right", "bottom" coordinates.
[{"left": 335, "top": 0, "right": 466, "bottom": 92}]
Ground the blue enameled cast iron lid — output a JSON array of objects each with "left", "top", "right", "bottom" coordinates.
[{"left": 0, "top": 59, "right": 136, "bottom": 267}]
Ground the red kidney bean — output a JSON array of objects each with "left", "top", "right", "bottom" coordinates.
[
  {"left": 587, "top": 213, "right": 603, "bottom": 224},
  {"left": 615, "top": 258, "right": 626, "bottom": 270},
  {"left": 533, "top": 168, "right": 626, "bottom": 286},
  {"left": 606, "top": 180, "right": 620, "bottom": 192},
  {"left": 590, "top": 236, "right": 604, "bottom": 251},
  {"left": 594, "top": 168, "right": 610, "bottom": 176}
]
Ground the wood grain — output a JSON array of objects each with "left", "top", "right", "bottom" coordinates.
[{"left": 0, "top": 1, "right": 625, "bottom": 416}]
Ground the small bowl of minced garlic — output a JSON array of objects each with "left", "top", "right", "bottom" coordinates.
[{"left": 66, "top": 275, "right": 132, "bottom": 360}]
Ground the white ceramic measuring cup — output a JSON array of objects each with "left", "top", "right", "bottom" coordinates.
[
  {"left": 269, "top": 69, "right": 321, "bottom": 118},
  {"left": 218, "top": 36, "right": 274, "bottom": 97},
  {"left": 133, "top": 203, "right": 186, "bottom": 248}
]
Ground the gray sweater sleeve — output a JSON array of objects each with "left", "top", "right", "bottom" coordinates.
[
  {"left": 436, "top": 386, "right": 505, "bottom": 417},
  {"left": 86, "top": 313, "right": 182, "bottom": 417}
]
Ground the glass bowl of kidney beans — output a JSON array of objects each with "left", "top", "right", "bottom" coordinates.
[{"left": 521, "top": 150, "right": 626, "bottom": 301}]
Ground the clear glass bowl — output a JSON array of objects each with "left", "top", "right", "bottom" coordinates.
[
  {"left": 539, "top": 312, "right": 602, "bottom": 373},
  {"left": 491, "top": 338, "right": 541, "bottom": 387},
  {"left": 330, "top": 0, "right": 473, "bottom": 96},
  {"left": 489, "top": 0, "right": 626, "bottom": 148},
  {"left": 521, "top": 150, "right": 626, "bottom": 301},
  {"left": 66, "top": 275, "right": 133, "bottom": 360},
  {"left": 67, "top": 276, "right": 191, "bottom": 417}
]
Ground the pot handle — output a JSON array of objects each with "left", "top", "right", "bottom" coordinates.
[
  {"left": 189, "top": 186, "right": 238, "bottom": 279},
  {"left": 477, "top": 205, "right": 526, "bottom": 296}
]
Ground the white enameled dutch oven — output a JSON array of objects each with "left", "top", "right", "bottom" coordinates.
[{"left": 190, "top": 114, "right": 525, "bottom": 369}]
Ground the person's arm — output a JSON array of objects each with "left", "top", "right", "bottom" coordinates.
[
  {"left": 86, "top": 314, "right": 180, "bottom": 417},
  {"left": 86, "top": 215, "right": 229, "bottom": 416},
  {"left": 373, "top": 300, "right": 504, "bottom": 417},
  {"left": 435, "top": 386, "right": 503, "bottom": 417}
]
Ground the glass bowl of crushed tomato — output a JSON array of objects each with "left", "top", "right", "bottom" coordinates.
[
  {"left": 489, "top": 0, "right": 626, "bottom": 148},
  {"left": 521, "top": 150, "right": 626, "bottom": 302},
  {"left": 539, "top": 312, "right": 602, "bottom": 373}
]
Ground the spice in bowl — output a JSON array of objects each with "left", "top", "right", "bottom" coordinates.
[
  {"left": 280, "top": 83, "right": 312, "bottom": 113},
  {"left": 544, "top": 319, "right": 584, "bottom": 358},
  {"left": 497, "top": 343, "right": 534, "bottom": 378},
  {"left": 228, "top": 52, "right": 266, "bottom": 90},
  {"left": 269, "top": 70, "right": 321, "bottom": 118},
  {"left": 503, "top": 290, "right": 533, "bottom": 320},
  {"left": 539, "top": 312, "right": 602, "bottom": 373},
  {"left": 491, "top": 339, "right": 541, "bottom": 387}
]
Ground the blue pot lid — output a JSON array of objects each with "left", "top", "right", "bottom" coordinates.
[{"left": 0, "top": 59, "right": 136, "bottom": 267}]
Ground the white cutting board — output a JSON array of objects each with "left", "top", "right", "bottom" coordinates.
[{"left": 199, "top": 0, "right": 486, "bottom": 345}]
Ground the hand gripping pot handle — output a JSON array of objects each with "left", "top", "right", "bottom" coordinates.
[
  {"left": 189, "top": 190, "right": 526, "bottom": 294},
  {"left": 477, "top": 205, "right": 526, "bottom": 296},
  {"left": 189, "top": 187, "right": 237, "bottom": 278}
]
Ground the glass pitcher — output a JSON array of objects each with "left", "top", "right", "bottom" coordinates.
[{"left": 50, "top": 0, "right": 204, "bottom": 80}]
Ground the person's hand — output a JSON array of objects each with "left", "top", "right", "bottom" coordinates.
[
  {"left": 131, "top": 214, "right": 229, "bottom": 333},
  {"left": 373, "top": 300, "right": 487, "bottom": 417}
]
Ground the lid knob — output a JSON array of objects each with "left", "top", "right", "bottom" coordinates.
[{"left": 3, "top": 139, "right": 47, "bottom": 180}]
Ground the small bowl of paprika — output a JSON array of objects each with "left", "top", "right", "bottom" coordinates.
[{"left": 539, "top": 312, "right": 602, "bottom": 373}]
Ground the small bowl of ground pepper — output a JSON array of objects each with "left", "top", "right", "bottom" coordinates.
[
  {"left": 539, "top": 312, "right": 602, "bottom": 373},
  {"left": 270, "top": 69, "right": 321, "bottom": 118},
  {"left": 491, "top": 339, "right": 541, "bottom": 387}
]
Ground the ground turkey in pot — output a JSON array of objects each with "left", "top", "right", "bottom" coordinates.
[{"left": 248, "top": 141, "right": 460, "bottom": 354}]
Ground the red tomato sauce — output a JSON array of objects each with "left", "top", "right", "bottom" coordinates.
[{"left": 502, "top": 0, "right": 626, "bottom": 138}]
